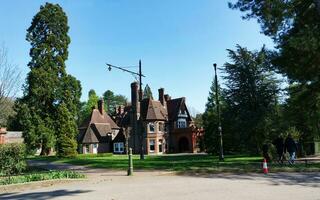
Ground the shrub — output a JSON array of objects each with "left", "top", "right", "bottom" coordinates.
[
  {"left": 0, "top": 170, "right": 85, "bottom": 185},
  {"left": 0, "top": 143, "right": 26, "bottom": 178}
]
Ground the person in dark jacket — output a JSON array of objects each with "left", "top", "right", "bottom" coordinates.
[
  {"left": 284, "top": 134, "right": 298, "bottom": 164},
  {"left": 262, "top": 143, "right": 271, "bottom": 163},
  {"left": 273, "top": 135, "right": 284, "bottom": 163}
]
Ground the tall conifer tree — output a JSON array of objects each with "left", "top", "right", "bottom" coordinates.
[{"left": 16, "top": 3, "right": 81, "bottom": 156}]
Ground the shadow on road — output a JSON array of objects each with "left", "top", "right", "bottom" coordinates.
[
  {"left": 0, "top": 189, "right": 92, "bottom": 200},
  {"left": 178, "top": 172, "right": 320, "bottom": 188}
]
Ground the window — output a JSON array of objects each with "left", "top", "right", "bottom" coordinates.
[
  {"left": 158, "top": 122, "right": 164, "bottom": 132},
  {"left": 158, "top": 139, "right": 163, "bottom": 153},
  {"left": 114, "top": 142, "right": 124, "bottom": 153},
  {"left": 177, "top": 118, "right": 187, "bottom": 128},
  {"left": 149, "top": 139, "right": 155, "bottom": 152},
  {"left": 149, "top": 122, "right": 155, "bottom": 133}
]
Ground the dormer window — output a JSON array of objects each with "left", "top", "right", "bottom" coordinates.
[
  {"left": 177, "top": 118, "right": 187, "bottom": 128},
  {"left": 149, "top": 122, "right": 155, "bottom": 133}
]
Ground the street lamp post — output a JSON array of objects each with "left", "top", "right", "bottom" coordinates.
[
  {"left": 106, "top": 60, "right": 145, "bottom": 160},
  {"left": 213, "top": 63, "right": 224, "bottom": 161}
]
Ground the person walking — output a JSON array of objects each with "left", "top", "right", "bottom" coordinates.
[
  {"left": 284, "top": 134, "right": 298, "bottom": 164},
  {"left": 273, "top": 135, "right": 284, "bottom": 164}
]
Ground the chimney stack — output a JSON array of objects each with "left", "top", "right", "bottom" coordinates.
[
  {"left": 158, "top": 88, "right": 165, "bottom": 106},
  {"left": 131, "top": 82, "right": 140, "bottom": 115},
  {"left": 131, "top": 82, "right": 138, "bottom": 107},
  {"left": 118, "top": 105, "right": 124, "bottom": 115},
  {"left": 98, "top": 98, "right": 104, "bottom": 115}
]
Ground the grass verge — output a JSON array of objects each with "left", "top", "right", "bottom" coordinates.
[{"left": 31, "top": 154, "right": 320, "bottom": 173}]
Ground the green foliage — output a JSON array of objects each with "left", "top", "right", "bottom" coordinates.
[
  {"left": 79, "top": 89, "right": 99, "bottom": 123},
  {"left": 203, "top": 45, "right": 280, "bottom": 155},
  {"left": 230, "top": 0, "right": 320, "bottom": 82},
  {"left": 283, "top": 127, "right": 301, "bottom": 141},
  {"left": 143, "top": 84, "right": 153, "bottom": 99},
  {"left": 56, "top": 103, "right": 78, "bottom": 157},
  {"left": 202, "top": 79, "right": 221, "bottom": 154},
  {"left": 230, "top": 0, "right": 320, "bottom": 149},
  {"left": 0, "top": 170, "right": 85, "bottom": 185},
  {"left": 103, "top": 90, "right": 127, "bottom": 114},
  {"left": 0, "top": 143, "right": 26, "bottom": 177},
  {"left": 222, "top": 45, "right": 279, "bottom": 153},
  {"left": 13, "top": 3, "right": 81, "bottom": 156}
]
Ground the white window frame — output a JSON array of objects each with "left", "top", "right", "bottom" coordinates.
[
  {"left": 114, "top": 142, "right": 124, "bottom": 153},
  {"left": 177, "top": 118, "right": 187, "bottom": 128},
  {"left": 93, "top": 143, "right": 98, "bottom": 154}
]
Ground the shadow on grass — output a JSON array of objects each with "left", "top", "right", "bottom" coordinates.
[{"left": 0, "top": 189, "right": 92, "bottom": 200}]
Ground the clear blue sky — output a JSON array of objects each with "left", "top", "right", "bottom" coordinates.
[{"left": 0, "top": 0, "right": 274, "bottom": 113}]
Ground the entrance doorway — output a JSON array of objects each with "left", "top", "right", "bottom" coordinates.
[{"left": 178, "top": 137, "right": 189, "bottom": 152}]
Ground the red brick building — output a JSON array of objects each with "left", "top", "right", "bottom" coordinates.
[
  {"left": 77, "top": 83, "right": 203, "bottom": 155},
  {"left": 114, "top": 82, "right": 202, "bottom": 154}
]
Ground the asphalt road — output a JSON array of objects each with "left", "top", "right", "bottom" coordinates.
[{"left": 1, "top": 167, "right": 320, "bottom": 200}]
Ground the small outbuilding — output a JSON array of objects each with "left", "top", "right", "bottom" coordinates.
[{"left": 78, "top": 99, "right": 120, "bottom": 154}]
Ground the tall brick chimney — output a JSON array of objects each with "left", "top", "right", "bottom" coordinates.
[
  {"left": 158, "top": 88, "right": 166, "bottom": 106},
  {"left": 117, "top": 105, "right": 124, "bottom": 115},
  {"left": 98, "top": 98, "right": 104, "bottom": 115},
  {"left": 131, "top": 82, "right": 139, "bottom": 108}
]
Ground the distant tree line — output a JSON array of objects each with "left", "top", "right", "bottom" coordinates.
[{"left": 79, "top": 89, "right": 127, "bottom": 124}]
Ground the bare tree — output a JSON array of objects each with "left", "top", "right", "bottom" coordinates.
[{"left": 0, "top": 45, "right": 21, "bottom": 126}]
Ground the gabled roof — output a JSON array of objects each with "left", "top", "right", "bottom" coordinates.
[
  {"left": 167, "top": 97, "right": 192, "bottom": 121},
  {"left": 78, "top": 109, "right": 119, "bottom": 144},
  {"left": 140, "top": 98, "right": 167, "bottom": 121}
]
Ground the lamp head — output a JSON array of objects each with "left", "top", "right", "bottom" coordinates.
[
  {"left": 107, "top": 64, "right": 112, "bottom": 71},
  {"left": 213, "top": 63, "right": 217, "bottom": 71}
]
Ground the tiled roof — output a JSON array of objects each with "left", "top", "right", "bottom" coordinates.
[
  {"left": 167, "top": 98, "right": 183, "bottom": 121},
  {"left": 140, "top": 98, "right": 167, "bottom": 121},
  {"left": 167, "top": 97, "right": 191, "bottom": 121},
  {"left": 78, "top": 108, "right": 119, "bottom": 144}
]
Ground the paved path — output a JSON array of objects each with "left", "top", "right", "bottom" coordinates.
[{"left": 1, "top": 161, "right": 319, "bottom": 200}]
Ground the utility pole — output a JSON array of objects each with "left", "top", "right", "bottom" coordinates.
[
  {"left": 138, "top": 60, "right": 145, "bottom": 160},
  {"left": 213, "top": 63, "right": 224, "bottom": 161},
  {"left": 106, "top": 60, "right": 146, "bottom": 160}
]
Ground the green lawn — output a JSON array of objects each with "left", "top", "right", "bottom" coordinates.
[{"left": 32, "top": 154, "right": 320, "bottom": 173}]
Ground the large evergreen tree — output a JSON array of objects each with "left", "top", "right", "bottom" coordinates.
[
  {"left": 223, "top": 45, "right": 279, "bottom": 153},
  {"left": 202, "top": 79, "right": 221, "bottom": 154},
  {"left": 230, "top": 0, "right": 320, "bottom": 142},
  {"left": 16, "top": 3, "right": 81, "bottom": 156}
]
